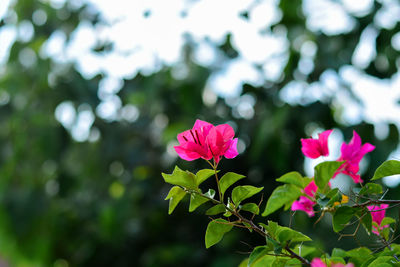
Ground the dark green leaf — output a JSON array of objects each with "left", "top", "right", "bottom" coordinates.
[
  {"left": 262, "top": 185, "right": 302, "bottom": 216},
  {"left": 276, "top": 172, "right": 311, "bottom": 188},
  {"left": 205, "top": 204, "right": 226, "bottom": 215},
  {"left": 371, "top": 160, "right": 400, "bottom": 180},
  {"left": 165, "top": 186, "right": 186, "bottom": 214},
  {"left": 314, "top": 161, "right": 343, "bottom": 192},
  {"left": 359, "top": 183, "right": 383, "bottom": 195},
  {"left": 333, "top": 206, "right": 355, "bottom": 232},
  {"left": 205, "top": 219, "right": 233, "bottom": 248},
  {"left": 232, "top": 185, "right": 263, "bottom": 206},
  {"left": 240, "top": 203, "right": 260, "bottom": 215},
  {"left": 162, "top": 166, "right": 197, "bottom": 189},
  {"left": 195, "top": 169, "right": 216, "bottom": 186},
  {"left": 219, "top": 172, "right": 245, "bottom": 199}
]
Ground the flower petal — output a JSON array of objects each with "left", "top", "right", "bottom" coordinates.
[
  {"left": 301, "top": 139, "right": 321, "bottom": 159},
  {"left": 224, "top": 138, "right": 238, "bottom": 159},
  {"left": 318, "top": 129, "right": 332, "bottom": 156}
]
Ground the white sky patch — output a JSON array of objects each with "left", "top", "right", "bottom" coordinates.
[
  {"left": 374, "top": 0, "right": 400, "bottom": 30},
  {"left": 0, "top": 25, "right": 17, "bottom": 66},
  {"left": 341, "top": 0, "right": 373, "bottom": 17},
  {"left": 71, "top": 106, "right": 95, "bottom": 142},
  {"left": 303, "top": 0, "right": 355, "bottom": 35},
  {"left": 231, "top": 20, "right": 288, "bottom": 64},
  {"left": 340, "top": 66, "right": 400, "bottom": 125},
  {"left": 40, "top": 30, "right": 66, "bottom": 60},
  {"left": 55, "top": 101, "right": 76, "bottom": 129},
  {"left": 192, "top": 41, "right": 218, "bottom": 67},
  {"left": 249, "top": 0, "right": 282, "bottom": 30},
  {"left": 352, "top": 25, "right": 378, "bottom": 69},
  {"left": 0, "top": 0, "right": 12, "bottom": 21},
  {"left": 208, "top": 58, "right": 262, "bottom": 97}
]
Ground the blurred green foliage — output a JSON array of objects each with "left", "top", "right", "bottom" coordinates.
[{"left": 0, "top": 0, "right": 399, "bottom": 266}]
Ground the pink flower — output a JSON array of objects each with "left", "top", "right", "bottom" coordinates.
[
  {"left": 301, "top": 130, "right": 333, "bottom": 159},
  {"left": 207, "top": 124, "right": 238, "bottom": 164},
  {"left": 174, "top": 120, "right": 214, "bottom": 161},
  {"left": 292, "top": 196, "right": 316, "bottom": 217},
  {"left": 368, "top": 204, "right": 389, "bottom": 235},
  {"left": 174, "top": 120, "right": 238, "bottom": 164},
  {"left": 311, "top": 258, "right": 354, "bottom": 267},
  {"left": 335, "top": 131, "right": 375, "bottom": 183},
  {"left": 304, "top": 180, "right": 318, "bottom": 197},
  {"left": 311, "top": 258, "right": 326, "bottom": 267}
]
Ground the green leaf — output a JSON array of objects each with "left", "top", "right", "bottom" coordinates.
[
  {"left": 165, "top": 186, "right": 187, "bottom": 214},
  {"left": 347, "top": 247, "right": 373, "bottom": 266},
  {"left": 371, "top": 160, "right": 400, "bottom": 180},
  {"left": 292, "top": 245, "right": 316, "bottom": 258},
  {"left": 332, "top": 248, "right": 347, "bottom": 258},
  {"left": 359, "top": 183, "right": 383, "bottom": 195},
  {"left": 205, "top": 219, "right": 233, "bottom": 248},
  {"left": 276, "top": 172, "right": 312, "bottom": 189},
  {"left": 264, "top": 221, "right": 279, "bottom": 238},
  {"left": 195, "top": 169, "right": 216, "bottom": 186},
  {"left": 367, "top": 256, "right": 394, "bottom": 267},
  {"left": 248, "top": 250, "right": 280, "bottom": 267},
  {"left": 262, "top": 184, "right": 302, "bottom": 216},
  {"left": 326, "top": 188, "right": 340, "bottom": 198},
  {"left": 232, "top": 186, "right": 263, "bottom": 206},
  {"left": 333, "top": 206, "right": 355, "bottom": 232},
  {"left": 358, "top": 208, "right": 372, "bottom": 235},
  {"left": 381, "top": 217, "right": 396, "bottom": 226},
  {"left": 189, "top": 189, "right": 215, "bottom": 212},
  {"left": 162, "top": 166, "right": 197, "bottom": 189},
  {"left": 240, "top": 203, "right": 260, "bottom": 215},
  {"left": 219, "top": 172, "right": 245, "bottom": 199},
  {"left": 248, "top": 246, "right": 271, "bottom": 266},
  {"left": 276, "top": 227, "right": 312, "bottom": 245},
  {"left": 205, "top": 204, "right": 226, "bottom": 215},
  {"left": 314, "top": 161, "right": 343, "bottom": 192},
  {"left": 238, "top": 258, "right": 249, "bottom": 267}
]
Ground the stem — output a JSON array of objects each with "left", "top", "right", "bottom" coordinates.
[{"left": 208, "top": 159, "right": 223, "bottom": 202}]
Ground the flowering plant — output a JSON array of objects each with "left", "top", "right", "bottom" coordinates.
[{"left": 162, "top": 120, "right": 400, "bottom": 266}]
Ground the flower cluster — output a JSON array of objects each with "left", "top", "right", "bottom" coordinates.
[
  {"left": 293, "top": 130, "right": 375, "bottom": 217},
  {"left": 174, "top": 120, "right": 238, "bottom": 165}
]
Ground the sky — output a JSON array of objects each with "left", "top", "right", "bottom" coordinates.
[{"left": 1, "top": 0, "right": 400, "bottom": 185}]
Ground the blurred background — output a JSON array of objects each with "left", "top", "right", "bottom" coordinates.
[{"left": 1, "top": 0, "right": 400, "bottom": 266}]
